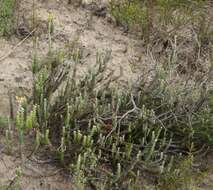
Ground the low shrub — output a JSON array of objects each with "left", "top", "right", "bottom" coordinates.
[
  {"left": 0, "top": 0, "right": 17, "bottom": 36},
  {"left": 13, "top": 42, "right": 212, "bottom": 189}
]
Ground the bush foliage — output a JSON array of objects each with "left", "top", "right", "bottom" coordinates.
[{"left": 0, "top": 0, "right": 16, "bottom": 36}]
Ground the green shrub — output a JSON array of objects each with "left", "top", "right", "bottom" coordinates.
[
  {"left": 110, "top": 0, "right": 149, "bottom": 35},
  {"left": 157, "top": 154, "right": 206, "bottom": 190},
  {"left": 0, "top": 0, "right": 16, "bottom": 36},
  {"left": 0, "top": 116, "right": 8, "bottom": 128},
  {"left": 110, "top": 0, "right": 208, "bottom": 41},
  {"left": 13, "top": 43, "right": 212, "bottom": 189}
]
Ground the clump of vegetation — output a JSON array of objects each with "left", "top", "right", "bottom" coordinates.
[
  {"left": 110, "top": 0, "right": 211, "bottom": 41},
  {"left": 0, "top": 0, "right": 17, "bottom": 36},
  {"left": 10, "top": 35, "right": 212, "bottom": 189},
  {"left": 158, "top": 154, "right": 204, "bottom": 190},
  {"left": 0, "top": 116, "right": 8, "bottom": 128},
  {"left": 110, "top": 0, "right": 149, "bottom": 36}
]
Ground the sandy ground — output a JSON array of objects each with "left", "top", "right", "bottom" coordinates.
[
  {"left": 0, "top": 154, "right": 72, "bottom": 190},
  {"left": 0, "top": 0, "right": 212, "bottom": 189},
  {"left": 0, "top": 127, "right": 73, "bottom": 189}
]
